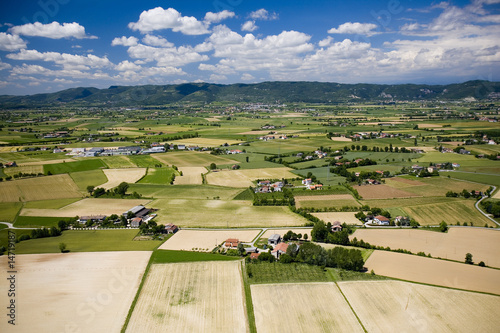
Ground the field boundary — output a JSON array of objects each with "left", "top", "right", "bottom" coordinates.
[
  {"left": 241, "top": 261, "right": 257, "bottom": 333},
  {"left": 335, "top": 282, "right": 368, "bottom": 333}
]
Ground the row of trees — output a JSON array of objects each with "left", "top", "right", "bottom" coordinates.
[
  {"left": 285, "top": 242, "right": 364, "bottom": 271},
  {"left": 87, "top": 182, "right": 141, "bottom": 199},
  {"left": 446, "top": 189, "right": 483, "bottom": 199}
]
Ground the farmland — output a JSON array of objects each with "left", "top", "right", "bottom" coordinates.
[
  {"left": 69, "top": 169, "right": 107, "bottom": 191},
  {"left": 125, "top": 261, "right": 247, "bottom": 332},
  {"left": 0, "top": 174, "right": 81, "bottom": 202},
  {"left": 295, "top": 194, "right": 360, "bottom": 209},
  {"left": 0, "top": 252, "right": 151, "bottom": 333},
  {"left": 311, "top": 212, "right": 362, "bottom": 224},
  {"left": 251, "top": 283, "right": 363, "bottom": 332},
  {"left": 159, "top": 229, "right": 261, "bottom": 251},
  {"left": 43, "top": 158, "right": 106, "bottom": 175},
  {"left": 206, "top": 167, "right": 297, "bottom": 187},
  {"left": 101, "top": 168, "right": 146, "bottom": 189},
  {"left": 354, "top": 184, "right": 420, "bottom": 199},
  {"left": 137, "top": 167, "right": 178, "bottom": 184},
  {"left": 151, "top": 151, "right": 238, "bottom": 167},
  {"left": 174, "top": 166, "right": 205, "bottom": 184},
  {"left": 340, "top": 280, "right": 500, "bottom": 333}
]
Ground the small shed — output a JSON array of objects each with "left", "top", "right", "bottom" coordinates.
[
  {"left": 130, "top": 217, "right": 143, "bottom": 228},
  {"left": 164, "top": 224, "right": 178, "bottom": 234},
  {"left": 268, "top": 234, "right": 281, "bottom": 246}
]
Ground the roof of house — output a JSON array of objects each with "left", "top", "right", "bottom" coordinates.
[
  {"left": 250, "top": 252, "right": 261, "bottom": 259},
  {"left": 272, "top": 242, "right": 289, "bottom": 253},
  {"left": 80, "top": 215, "right": 107, "bottom": 220},
  {"left": 268, "top": 234, "right": 281, "bottom": 241},
  {"left": 131, "top": 217, "right": 142, "bottom": 222},
  {"left": 375, "top": 215, "right": 389, "bottom": 221},
  {"left": 332, "top": 221, "right": 342, "bottom": 226}
]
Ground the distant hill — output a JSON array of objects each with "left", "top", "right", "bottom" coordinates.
[{"left": 1, "top": 80, "right": 499, "bottom": 107}]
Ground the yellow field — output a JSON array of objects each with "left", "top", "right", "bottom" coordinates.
[
  {"left": 0, "top": 251, "right": 151, "bottom": 333},
  {"left": 295, "top": 194, "right": 360, "bottom": 209},
  {"left": 20, "top": 198, "right": 151, "bottom": 217},
  {"left": 2, "top": 165, "right": 43, "bottom": 176},
  {"left": 101, "top": 168, "right": 146, "bottom": 189},
  {"left": 365, "top": 251, "right": 500, "bottom": 295},
  {"left": 351, "top": 228, "right": 500, "bottom": 268},
  {"left": 126, "top": 262, "right": 247, "bottom": 332},
  {"left": 261, "top": 228, "right": 312, "bottom": 239},
  {"left": 174, "top": 166, "right": 206, "bottom": 185},
  {"left": 167, "top": 137, "right": 241, "bottom": 147},
  {"left": 19, "top": 158, "right": 75, "bottom": 165},
  {"left": 151, "top": 151, "right": 238, "bottom": 167},
  {"left": 207, "top": 167, "right": 297, "bottom": 187},
  {"left": 354, "top": 184, "right": 419, "bottom": 199},
  {"left": 0, "top": 174, "right": 81, "bottom": 202},
  {"left": 311, "top": 212, "right": 361, "bottom": 224},
  {"left": 251, "top": 283, "right": 363, "bottom": 332},
  {"left": 150, "top": 198, "right": 308, "bottom": 228},
  {"left": 330, "top": 136, "right": 353, "bottom": 142},
  {"left": 159, "top": 229, "right": 261, "bottom": 251}
]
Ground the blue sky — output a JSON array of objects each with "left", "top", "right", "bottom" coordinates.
[{"left": 0, "top": 0, "right": 499, "bottom": 95}]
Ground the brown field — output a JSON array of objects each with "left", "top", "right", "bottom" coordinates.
[
  {"left": 159, "top": 229, "right": 261, "bottom": 251},
  {"left": 311, "top": 212, "right": 362, "bottom": 224},
  {"left": 0, "top": 174, "right": 81, "bottom": 202},
  {"left": 3, "top": 164, "right": 43, "bottom": 176},
  {"left": 330, "top": 136, "right": 353, "bottom": 142},
  {"left": 20, "top": 198, "right": 151, "bottom": 217},
  {"left": 207, "top": 167, "right": 297, "bottom": 187},
  {"left": 174, "top": 166, "right": 206, "bottom": 185},
  {"left": 252, "top": 283, "right": 363, "bottom": 333},
  {"left": 126, "top": 261, "right": 247, "bottom": 332},
  {"left": 295, "top": 194, "right": 360, "bottom": 209},
  {"left": 204, "top": 116, "right": 221, "bottom": 122},
  {"left": 351, "top": 228, "right": 500, "bottom": 268},
  {"left": 261, "top": 228, "right": 312, "bottom": 240},
  {"left": 353, "top": 184, "right": 420, "bottom": 199},
  {"left": 0, "top": 251, "right": 151, "bottom": 333},
  {"left": 101, "top": 168, "right": 146, "bottom": 189},
  {"left": 340, "top": 280, "right": 500, "bottom": 333},
  {"left": 365, "top": 250, "right": 500, "bottom": 295},
  {"left": 19, "top": 158, "right": 76, "bottom": 165},
  {"left": 151, "top": 151, "right": 238, "bottom": 167},
  {"left": 492, "top": 190, "right": 500, "bottom": 199},
  {"left": 388, "top": 177, "right": 426, "bottom": 186},
  {"left": 168, "top": 137, "right": 241, "bottom": 147}
]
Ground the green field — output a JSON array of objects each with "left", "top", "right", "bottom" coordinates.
[
  {"left": 292, "top": 167, "right": 346, "bottom": 186},
  {"left": 23, "top": 198, "right": 81, "bottom": 209},
  {"left": 247, "top": 262, "right": 330, "bottom": 284},
  {"left": 444, "top": 171, "right": 500, "bottom": 187},
  {"left": 129, "top": 184, "right": 242, "bottom": 200},
  {"left": 138, "top": 167, "right": 178, "bottom": 184},
  {"left": 100, "top": 155, "right": 137, "bottom": 168},
  {"left": 69, "top": 169, "right": 108, "bottom": 191},
  {"left": 0, "top": 202, "right": 22, "bottom": 222},
  {"left": 15, "top": 229, "right": 162, "bottom": 254},
  {"left": 44, "top": 159, "right": 106, "bottom": 175},
  {"left": 14, "top": 216, "right": 63, "bottom": 228},
  {"left": 151, "top": 151, "right": 238, "bottom": 167},
  {"left": 128, "top": 154, "right": 164, "bottom": 168},
  {"left": 151, "top": 249, "right": 242, "bottom": 263}
]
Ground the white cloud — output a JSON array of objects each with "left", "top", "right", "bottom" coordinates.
[
  {"left": 198, "top": 63, "right": 235, "bottom": 74},
  {"left": 318, "top": 36, "right": 333, "bottom": 47},
  {"left": 0, "top": 33, "right": 27, "bottom": 51},
  {"left": 6, "top": 49, "right": 112, "bottom": 70},
  {"left": 209, "top": 74, "right": 227, "bottom": 82},
  {"left": 111, "top": 36, "right": 139, "bottom": 47},
  {"left": 0, "top": 57, "right": 11, "bottom": 70},
  {"left": 115, "top": 60, "right": 142, "bottom": 72},
  {"left": 241, "top": 73, "right": 255, "bottom": 81},
  {"left": 328, "top": 22, "right": 378, "bottom": 36},
  {"left": 128, "top": 7, "right": 209, "bottom": 35},
  {"left": 126, "top": 43, "right": 209, "bottom": 67},
  {"left": 204, "top": 10, "right": 235, "bottom": 23},
  {"left": 142, "top": 34, "right": 173, "bottom": 47},
  {"left": 241, "top": 21, "right": 257, "bottom": 32},
  {"left": 249, "top": 9, "right": 278, "bottom": 20},
  {"left": 10, "top": 22, "right": 95, "bottom": 39}
]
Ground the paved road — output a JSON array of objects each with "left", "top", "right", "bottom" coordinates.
[
  {"left": 0, "top": 222, "right": 37, "bottom": 229},
  {"left": 475, "top": 185, "right": 500, "bottom": 227}
]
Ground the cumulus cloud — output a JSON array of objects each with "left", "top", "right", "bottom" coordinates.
[
  {"left": 125, "top": 43, "right": 209, "bottom": 67},
  {"left": 0, "top": 57, "right": 11, "bottom": 70},
  {"left": 7, "top": 49, "right": 112, "bottom": 70},
  {"left": 241, "top": 73, "right": 255, "bottom": 81},
  {"left": 241, "top": 21, "right": 258, "bottom": 32},
  {"left": 249, "top": 9, "right": 278, "bottom": 20},
  {"left": 111, "top": 36, "right": 139, "bottom": 47},
  {"left": 318, "top": 36, "right": 333, "bottom": 47},
  {"left": 10, "top": 22, "right": 95, "bottom": 39},
  {"left": 128, "top": 7, "right": 209, "bottom": 35},
  {"left": 328, "top": 22, "right": 378, "bottom": 36},
  {"left": 0, "top": 33, "right": 27, "bottom": 51},
  {"left": 204, "top": 10, "right": 235, "bottom": 23},
  {"left": 142, "top": 34, "right": 173, "bottom": 47},
  {"left": 209, "top": 74, "right": 227, "bottom": 82}
]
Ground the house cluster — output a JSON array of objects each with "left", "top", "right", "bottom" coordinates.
[
  {"left": 366, "top": 215, "right": 390, "bottom": 226},
  {"left": 124, "top": 205, "right": 152, "bottom": 227},
  {"left": 350, "top": 132, "right": 400, "bottom": 140},
  {"left": 482, "top": 135, "right": 497, "bottom": 145},
  {"left": 255, "top": 180, "right": 284, "bottom": 193},
  {"left": 478, "top": 117, "right": 498, "bottom": 122},
  {"left": 43, "top": 131, "right": 69, "bottom": 139},
  {"left": 302, "top": 178, "right": 323, "bottom": 190}
]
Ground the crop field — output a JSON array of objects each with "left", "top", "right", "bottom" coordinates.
[
  {"left": 403, "top": 200, "right": 493, "bottom": 226},
  {"left": 23, "top": 197, "right": 81, "bottom": 209},
  {"left": 0, "top": 202, "right": 22, "bottom": 222},
  {"left": 151, "top": 151, "right": 238, "bottom": 167},
  {"left": 127, "top": 154, "right": 164, "bottom": 168},
  {"left": 443, "top": 171, "right": 500, "bottom": 187},
  {"left": 151, "top": 198, "right": 307, "bottom": 227},
  {"left": 138, "top": 167, "right": 177, "bottom": 184},
  {"left": 159, "top": 229, "right": 261, "bottom": 251},
  {"left": 174, "top": 166, "right": 206, "bottom": 184},
  {"left": 2, "top": 164, "right": 43, "bottom": 176},
  {"left": 207, "top": 167, "right": 297, "bottom": 187},
  {"left": 311, "top": 212, "right": 362, "bottom": 224},
  {"left": 0, "top": 251, "right": 151, "bottom": 333},
  {"left": 125, "top": 261, "right": 247, "bottom": 333},
  {"left": 340, "top": 280, "right": 500, "bottom": 333},
  {"left": 0, "top": 174, "right": 81, "bottom": 202},
  {"left": 69, "top": 169, "right": 107, "bottom": 191},
  {"left": 292, "top": 167, "right": 346, "bottom": 186},
  {"left": 43, "top": 158, "right": 106, "bottom": 175},
  {"left": 129, "top": 184, "right": 241, "bottom": 200},
  {"left": 365, "top": 250, "right": 500, "bottom": 295},
  {"left": 398, "top": 177, "right": 490, "bottom": 197},
  {"left": 101, "top": 168, "right": 146, "bottom": 189},
  {"left": 20, "top": 198, "right": 150, "bottom": 217},
  {"left": 100, "top": 155, "right": 137, "bottom": 168},
  {"left": 251, "top": 283, "right": 363, "bottom": 333},
  {"left": 168, "top": 137, "right": 241, "bottom": 147},
  {"left": 295, "top": 194, "right": 360, "bottom": 209},
  {"left": 351, "top": 228, "right": 500, "bottom": 268},
  {"left": 247, "top": 262, "right": 330, "bottom": 284},
  {"left": 354, "top": 184, "right": 420, "bottom": 199}
]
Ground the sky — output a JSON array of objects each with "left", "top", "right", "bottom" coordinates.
[{"left": 0, "top": 0, "right": 499, "bottom": 95}]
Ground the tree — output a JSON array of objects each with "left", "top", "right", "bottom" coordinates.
[
  {"left": 465, "top": 253, "right": 474, "bottom": 265},
  {"left": 439, "top": 221, "right": 448, "bottom": 232},
  {"left": 237, "top": 243, "right": 246, "bottom": 256},
  {"left": 59, "top": 242, "right": 67, "bottom": 253},
  {"left": 115, "top": 182, "right": 129, "bottom": 196},
  {"left": 303, "top": 234, "right": 308, "bottom": 241},
  {"left": 246, "top": 156, "right": 249, "bottom": 163},
  {"left": 58, "top": 220, "right": 68, "bottom": 230},
  {"left": 86, "top": 185, "right": 94, "bottom": 195},
  {"left": 210, "top": 163, "right": 217, "bottom": 170},
  {"left": 311, "top": 221, "right": 328, "bottom": 242},
  {"left": 478, "top": 261, "right": 486, "bottom": 267}
]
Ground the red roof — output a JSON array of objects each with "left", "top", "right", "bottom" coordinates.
[
  {"left": 272, "top": 242, "right": 289, "bottom": 253},
  {"left": 375, "top": 215, "right": 389, "bottom": 222},
  {"left": 250, "top": 253, "right": 260, "bottom": 259}
]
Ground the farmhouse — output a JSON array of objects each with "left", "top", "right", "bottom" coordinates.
[
  {"left": 250, "top": 252, "right": 261, "bottom": 260},
  {"left": 272, "top": 242, "right": 289, "bottom": 258},
  {"left": 268, "top": 234, "right": 281, "bottom": 246},
  {"left": 130, "top": 217, "right": 143, "bottom": 227},
  {"left": 374, "top": 215, "right": 390, "bottom": 225},
  {"left": 224, "top": 238, "right": 240, "bottom": 248},
  {"left": 123, "top": 205, "right": 150, "bottom": 218},
  {"left": 331, "top": 221, "right": 343, "bottom": 232},
  {"left": 395, "top": 216, "right": 410, "bottom": 226},
  {"left": 164, "top": 224, "right": 178, "bottom": 234},
  {"left": 78, "top": 215, "right": 107, "bottom": 224},
  {"left": 4, "top": 161, "right": 17, "bottom": 167}
]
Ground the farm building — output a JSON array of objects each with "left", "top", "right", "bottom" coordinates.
[
  {"left": 123, "top": 205, "right": 150, "bottom": 218},
  {"left": 250, "top": 252, "right": 261, "bottom": 260},
  {"left": 331, "top": 221, "right": 343, "bottom": 232},
  {"left": 102, "top": 146, "right": 141, "bottom": 156},
  {"left": 130, "top": 217, "right": 143, "bottom": 228},
  {"left": 4, "top": 161, "right": 17, "bottom": 167},
  {"left": 374, "top": 215, "right": 390, "bottom": 225},
  {"left": 224, "top": 238, "right": 240, "bottom": 248},
  {"left": 142, "top": 146, "right": 166, "bottom": 154},
  {"left": 272, "top": 242, "right": 289, "bottom": 258},
  {"left": 78, "top": 215, "right": 107, "bottom": 224},
  {"left": 268, "top": 234, "right": 281, "bottom": 246},
  {"left": 164, "top": 224, "right": 178, "bottom": 234},
  {"left": 395, "top": 216, "right": 410, "bottom": 225}
]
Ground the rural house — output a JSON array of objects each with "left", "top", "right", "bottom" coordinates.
[
  {"left": 268, "top": 234, "right": 281, "bottom": 246},
  {"left": 331, "top": 221, "right": 343, "bottom": 232},
  {"left": 374, "top": 215, "right": 390, "bottom": 225},
  {"left": 249, "top": 252, "right": 261, "bottom": 260},
  {"left": 224, "top": 238, "right": 240, "bottom": 248},
  {"left": 78, "top": 215, "right": 107, "bottom": 224},
  {"left": 130, "top": 217, "right": 143, "bottom": 228},
  {"left": 164, "top": 224, "right": 178, "bottom": 234},
  {"left": 272, "top": 242, "right": 289, "bottom": 258}
]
